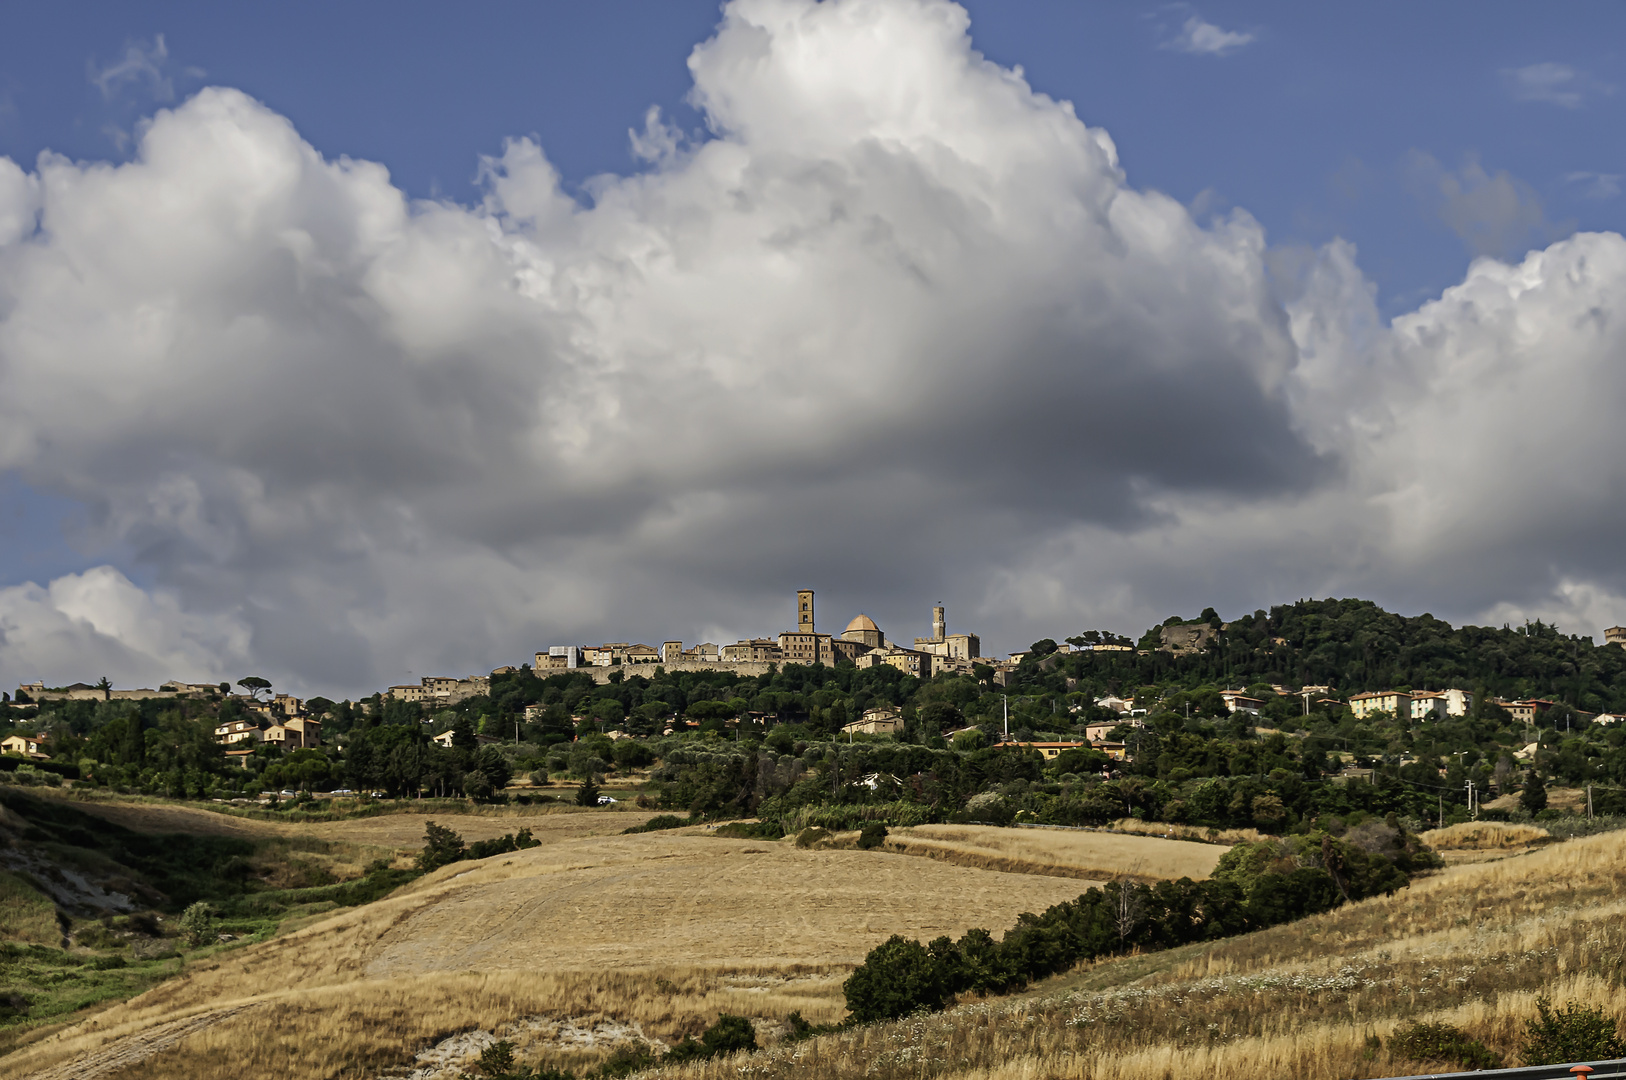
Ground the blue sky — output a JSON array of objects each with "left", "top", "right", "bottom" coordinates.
[
  {"left": 5, "top": 2, "right": 1620, "bottom": 317},
  {"left": 1, "top": 1, "right": 1625, "bottom": 693}
]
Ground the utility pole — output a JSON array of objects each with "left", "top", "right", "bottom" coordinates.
[
  {"left": 1003, "top": 695, "right": 1009, "bottom": 743},
  {"left": 1438, "top": 793, "right": 1443, "bottom": 829},
  {"left": 1587, "top": 783, "right": 1594, "bottom": 818}
]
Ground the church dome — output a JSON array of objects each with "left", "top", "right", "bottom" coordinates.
[{"left": 845, "top": 614, "right": 880, "bottom": 634}]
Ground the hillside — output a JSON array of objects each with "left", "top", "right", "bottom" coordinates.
[
  {"left": 1061, "top": 597, "right": 1626, "bottom": 711},
  {"left": 650, "top": 827, "right": 1626, "bottom": 1080},
  {"left": 0, "top": 813, "right": 1204, "bottom": 1080}
]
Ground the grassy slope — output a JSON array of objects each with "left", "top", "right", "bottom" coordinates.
[
  {"left": 1, "top": 829, "right": 1128, "bottom": 1080},
  {"left": 883, "top": 824, "right": 1226, "bottom": 881},
  {"left": 655, "top": 828, "right": 1626, "bottom": 1080},
  {"left": 0, "top": 792, "right": 646, "bottom": 1059}
]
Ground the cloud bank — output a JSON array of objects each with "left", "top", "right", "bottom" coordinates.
[{"left": 0, "top": 0, "right": 1623, "bottom": 695}]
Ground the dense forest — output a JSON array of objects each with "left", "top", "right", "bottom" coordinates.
[{"left": 5, "top": 597, "right": 1626, "bottom": 835}]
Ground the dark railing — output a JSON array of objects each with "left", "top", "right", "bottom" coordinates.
[{"left": 1371, "top": 1059, "right": 1626, "bottom": 1080}]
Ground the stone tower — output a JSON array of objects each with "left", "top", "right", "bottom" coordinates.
[
  {"left": 932, "top": 605, "right": 946, "bottom": 642},
  {"left": 798, "top": 589, "right": 815, "bottom": 634}
]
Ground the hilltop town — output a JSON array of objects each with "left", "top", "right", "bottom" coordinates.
[{"left": 6, "top": 595, "right": 1626, "bottom": 1080}]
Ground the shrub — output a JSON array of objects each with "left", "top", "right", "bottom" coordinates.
[
  {"left": 843, "top": 935, "right": 948, "bottom": 1022},
  {"left": 1521, "top": 997, "right": 1626, "bottom": 1065},
  {"left": 471, "top": 1039, "right": 517, "bottom": 1077},
  {"left": 856, "top": 822, "right": 889, "bottom": 850},
  {"left": 794, "top": 827, "right": 832, "bottom": 849},
  {"left": 784, "top": 1010, "right": 837, "bottom": 1043},
  {"left": 712, "top": 821, "right": 785, "bottom": 840},
  {"left": 700, "top": 1013, "right": 757, "bottom": 1056},
  {"left": 664, "top": 1014, "right": 758, "bottom": 1064},
  {"left": 417, "top": 820, "right": 466, "bottom": 871},
  {"left": 178, "top": 901, "right": 217, "bottom": 947},
  {"left": 591, "top": 1043, "right": 655, "bottom": 1078},
  {"left": 622, "top": 814, "right": 686, "bottom": 834},
  {"left": 1388, "top": 1021, "right": 1502, "bottom": 1069}
]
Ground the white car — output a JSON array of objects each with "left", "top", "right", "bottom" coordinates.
[{"left": 596, "top": 795, "right": 617, "bottom": 805}]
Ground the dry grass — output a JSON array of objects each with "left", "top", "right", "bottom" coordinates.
[
  {"left": 640, "top": 828, "right": 1626, "bottom": 1080},
  {"left": 11, "top": 969, "right": 848, "bottom": 1080},
  {"left": 1483, "top": 786, "right": 1587, "bottom": 812},
  {"left": 0, "top": 871, "right": 61, "bottom": 947},
  {"left": 3, "top": 832, "right": 1085, "bottom": 1080},
  {"left": 1419, "top": 820, "right": 1552, "bottom": 849},
  {"left": 1105, "top": 818, "right": 1271, "bottom": 845},
  {"left": 50, "top": 793, "right": 651, "bottom": 853},
  {"left": 14, "top": 813, "right": 1626, "bottom": 1080},
  {"left": 885, "top": 824, "right": 1226, "bottom": 881}
]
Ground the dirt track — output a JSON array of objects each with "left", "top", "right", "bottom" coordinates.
[{"left": 17, "top": 1004, "right": 261, "bottom": 1080}]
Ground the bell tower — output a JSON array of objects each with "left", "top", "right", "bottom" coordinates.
[
  {"left": 932, "top": 605, "right": 946, "bottom": 642},
  {"left": 797, "top": 589, "right": 815, "bottom": 634}
]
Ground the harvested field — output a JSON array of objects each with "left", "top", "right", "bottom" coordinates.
[
  {"left": 44, "top": 794, "right": 652, "bottom": 852},
  {"left": 644, "top": 828, "right": 1626, "bottom": 1080},
  {"left": 884, "top": 823, "right": 1227, "bottom": 881},
  {"left": 1419, "top": 820, "right": 1551, "bottom": 849},
  {"left": 4, "top": 831, "right": 1086, "bottom": 1080},
  {"left": 288, "top": 807, "right": 653, "bottom": 850},
  {"left": 1106, "top": 818, "right": 1269, "bottom": 845}
]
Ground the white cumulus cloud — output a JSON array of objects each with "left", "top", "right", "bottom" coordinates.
[
  {"left": 1164, "top": 13, "right": 1255, "bottom": 56},
  {"left": 0, "top": 0, "right": 1623, "bottom": 696}
]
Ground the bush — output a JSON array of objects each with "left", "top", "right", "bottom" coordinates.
[
  {"left": 1388, "top": 1021, "right": 1502, "bottom": 1069},
  {"left": 417, "top": 820, "right": 467, "bottom": 871},
  {"left": 712, "top": 821, "right": 785, "bottom": 840},
  {"left": 178, "top": 901, "right": 217, "bottom": 947},
  {"left": 701, "top": 1013, "right": 757, "bottom": 1056},
  {"left": 856, "top": 822, "right": 888, "bottom": 850},
  {"left": 843, "top": 935, "right": 948, "bottom": 1022},
  {"left": 622, "top": 814, "right": 686, "bottom": 834},
  {"left": 591, "top": 1043, "right": 655, "bottom": 1078},
  {"left": 784, "top": 1010, "right": 837, "bottom": 1043},
  {"left": 794, "top": 827, "right": 832, "bottom": 849},
  {"left": 1521, "top": 997, "right": 1626, "bottom": 1065},
  {"left": 664, "top": 1014, "right": 758, "bottom": 1065}
]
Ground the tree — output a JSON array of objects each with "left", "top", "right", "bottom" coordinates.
[
  {"left": 450, "top": 715, "right": 478, "bottom": 752},
  {"left": 237, "top": 677, "right": 272, "bottom": 701},
  {"left": 95, "top": 676, "right": 112, "bottom": 701},
  {"left": 1113, "top": 878, "right": 1144, "bottom": 949},
  {"left": 417, "top": 820, "right": 466, "bottom": 871},
  {"left": 576, "top": 776, "right": 600, "bottom": 807},
  {"left": 1520, "top": 769, "right": 1548, "bottom": 814},
  {"left": 473, "top": 744, "right": 511, "bottom": 791},
  {"left": 178, "top": 901, "right": 217, "bottom": 947},
  {"left": 843, "top": 935, "right": 949, "bottom": 1022}
]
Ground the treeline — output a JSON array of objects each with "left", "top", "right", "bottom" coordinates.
[
  {"left": 843, "top": 823, "right": 1432, "bottom": 1022},
  {"left": 1033, "top": 598, "right": 1626, "bottom": 713}
]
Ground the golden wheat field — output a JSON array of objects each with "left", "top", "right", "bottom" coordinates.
[
  {"left": 643, "top": 827, "right": 1626, "bottom": 1080},
  {"left": 2, "top": 825, "right": 1112, "bottom": 1080},
  {"left": 1419, "top": 820, "right": 1552, "bottom": 849},
  {"left": 60, "top": 795, "right": 649, "bottom": 851},
  {"left": 884, "top": 823, "right": 1227, "bottom": 881},
  {"left": 12, "top": 810, "right": 1626, "bottom": 1080}
]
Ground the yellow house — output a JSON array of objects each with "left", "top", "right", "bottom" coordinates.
[
  {"left": 0, "top": 732, "right": 51, "bottom": 759},
  {"left": 1348, "top": 690, "right": 1412, "bottom": 719}
]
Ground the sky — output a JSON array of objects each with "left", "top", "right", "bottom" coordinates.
[{"left": 0, "top": 0, "right": 1623, "bottom": 696}]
